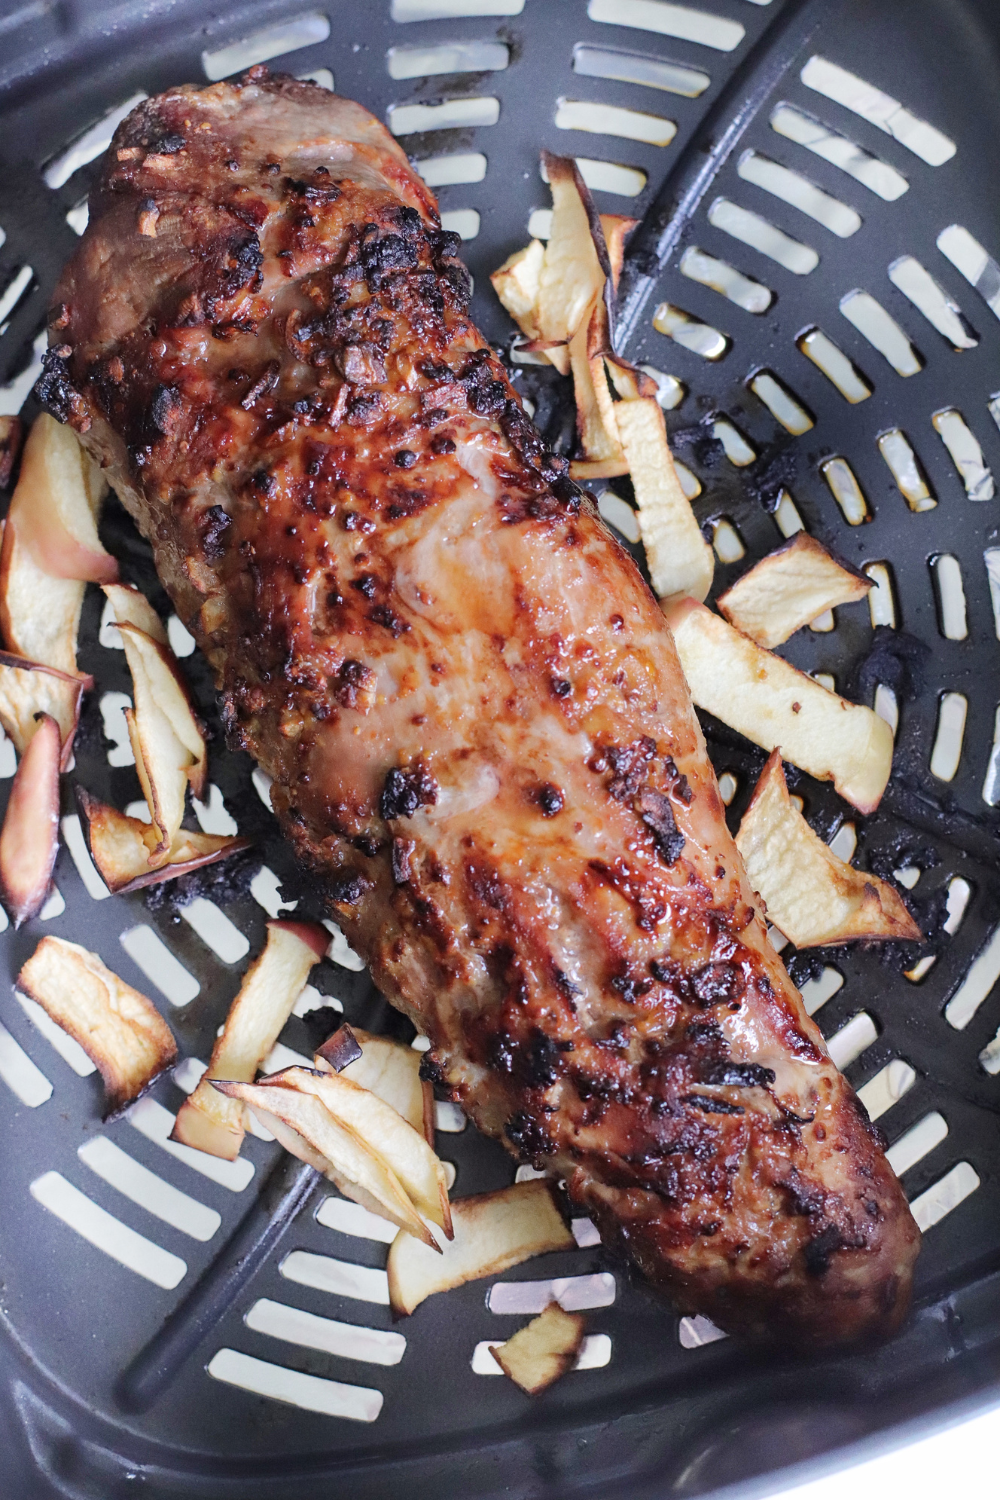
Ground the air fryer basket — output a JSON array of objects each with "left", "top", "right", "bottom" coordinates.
[{"left": 0, "top": 1, "right": 998, "bottom": 1496}]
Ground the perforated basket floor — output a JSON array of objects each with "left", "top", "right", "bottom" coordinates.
[{"left": 0, "top": 1, "right": 998, "bottom": 1497}]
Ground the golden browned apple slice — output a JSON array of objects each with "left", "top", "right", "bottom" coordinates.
[
  {"left": 569, "top": 304, "right": 626, "bottom": 471},
  {"left": 101, "top": 582, "right": 169, "bottom": 643},
  {"left": 170, "top": 920, "right": 325, "bottom": 1159},
  {"left": 318, "top": 1025, "right": 434, "bottom": 1145},
  {"left": 267, "top": 1065, "right": 452, "bottom": 1237},
  {"left": 118, "top": 621, "right": 207, "bottom": 800},
  {"left": 212, "top": 1077, "right": 437, "bottom": 1247},
  {"left": 8, "top": 413, "right": 116, "bottom": 584},
  {"left": 600, "top": 214, "right": 637, "bottom": 293},
  {"left": 618, "top": 399, "right": 714, "bottom": 603},
  {"left": 0, "top": 416, "right": 23, "bottom": 489},
  {"left": 535, "top": 152, "right": 611, "bottom": 377},
  {"left": 17, "top": 935, "right": 176, "bottom": 1116},
  {"left": 490, "top": 1301, "right": 587, "bottom": 1394},
  {"left": 75, "top": 787, "right": 249, "bottom": 894},
  {"left": 0, "top": 712, "right": 60, "bottom": 926},
  {"left": 386, "top": 1180, "right": 574, "bottom": 1317},
  {"left": 736, "top": 751, "right": 921, "bottom": 947},
  {"left": 717, "top": 534, "right": 873, "bottom": 649},
  {"left": 490, "top": 240, "right": 545, "bottom": 344},
  {"left": 0, "top": 652, "right": 89, "bottom": 769},
  {"left": 663, "top": 597, "right": 894, "bottom": 814}
]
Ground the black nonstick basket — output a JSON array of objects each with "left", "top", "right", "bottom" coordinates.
[{"left": 0, "top": 0, "right": 998, "bottom": 1495}]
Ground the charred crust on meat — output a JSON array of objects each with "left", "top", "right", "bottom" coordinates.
[
  {"left": 683, "top": 1094, "right": 746, "bottom": 1116},
  {"left": 691, "top": 961, "right": 745, "bottom": 1009},
  {"left": 380, "top": 765, "right": 438, "bottom": 821},
  {"left": 504, "top": 1110, "right": 556, "bottom": 1161},
  {"left": 34, "top": 349, "right": 90, "bottom": 429},
  {"left": 328, "top": 869, "right": 370, "bottom": 904},
  {"left": 369, "top": 603, "right": 409, "bottom": 636},
  {"left": 201, "top": 504, "right": 231, "bottom": 561},
  {"left": 699, "top": 1061, "right": 775, "bottom": 1089},
  {"left": 803, "top": 1224, "right": 846, "bottom": 1277},
  {"left": 391, "top": 836, "right": 416, "bottom": 885},
  {"left": 332, "top": 658, "right": 376, "bottom": 712},
  {"left": 636, "top": 787, "right": 685, "bottom": 865}
]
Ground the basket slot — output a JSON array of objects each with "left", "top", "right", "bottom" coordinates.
[
  {"left": 0, "top": 328, "right": 45, "bottom": 416},
  {"left": 415, "top": 153, "right": 488, "bottom": 188},
  {"left": 910, "top": 1162, "right": 980, "bottom": 1232},
  {"left": 246, "top": 1297, "right": 406, "bottom": 1366},
  {"left": 60, "top": 813, "right": 111, "bottom": 900},
  {"left": 932, "top": 408, "right": 994, "bottom": 500},
  {"left": 748, "top": 371, "right": 814, "bottom": 433},
  {"left": 440, "top": 209, "right": 480, "bottom": 241},
  {"left": 801, "top": 335, "right": 871, "bottom": 404},
  {"left": 317, "top": 1195, "right": 399, "bottom": 1244},
  {"left": 201, "top": 14, "right": 331, "bottom": 83},
  {"left": 856, "top": 1058, "right": 916, "bottom": 1122},
  {"left": 653, "top": 301, "right": 728, "bottom": 359},
  {"left": 945, "top": 922, "right": 1000, "bottom": 1030},
  {"left": 980, "top": 1027, "right": 1000, "bottom": 1075},
  {"left": 387, "top": 41, "right": 509, "bottom": 79},
  {"left": 487, "top": 1272, "right": 616, "bottom": 1314},
  {"left": 78, "top": 1135, "right": 221, "bottom": 1242},
  {"left": 554, "top": 98, "right": 677, "bottom": 148},
  {"left": 865, "top": 563, "right": 896, "bottom": 629},
  {"left": 938, "top": 225, "right": 1000, "bottom": 322},
  {"left": 678, "top": 1314, "right": 726, "bottom": 1348},
  {"left": 888, "top": 256, "right": 978, "bottom": 350},
  {"left": 178, "top": 898, "right": 250, "bottom": 965},
  {"left": 819, "top": 456, "right": 870, "bottom": 523},
  {"left": 738, "top": 150, "right": 861, "bottom": 238},
  {"left": 0, "top": 1018, "right": 52, "bottom": 1106},
  {"left": 250, "top": 865, "right": 298, "bottom": 918},
  {"left": 587, "top": 0, "right": 745, "bottom": 55},
  {"left": 42, "top": 92, "right": 147, "bottom": 191},
  {"left": 281, "top": 1248, "right": 391, "bottom": 1304},
  {"left": 0, "top": 266, "right": 34, "bottom": 333},
  {"left": 885, "top": 1111, "right": 948, "bottom": 1179},
  {"left": 119, "top": 925, "right": 200, "bottom": 1007},
  {"left": 128, "top": 1096, "right": 255, "bottom": 1190},
  {"left": 680, "top": 248, "right": 772, "bottom": 313},
  {"left": 839, "top": 291, "right": 922, "bottom": 377},
  {"left": 930, "top": 555, "right": 968, "bottom": 641},
  {"left": 769, "top": 104, "right": 908, "bottom": 202},
  {"left": 824, "top": 1011, "right": 877, "bottom": 1071},
  {"left": 191, "top": 784, "right": 238, "bottom": 837},
  {"left": 391, "top": 0, "right": 524, "bottom": 20},
  {"left": 707, "top": 198, "right": 818, "bottom": 275},
  {"left": 711, "top": 518, "right": 745, "bottom": 563},
  {"left": 30, "top": 1169, "right": 187, "bottom": 1288},
  {"left": 799, "top": 56, "right": 956, "bottom": 167},
  {"left": 207, "top": 1347, "right": 383, "bottom": 1421},
  {"left": 573, "top": 43, "right": 709, "bottom": 99},
  {"left": 598, "top": 492, "right": 641, "bottom": 544},
  {"left": 929, "top": 692, "right": 968, "bottom": 783},
  {"left": 877, "top": 429, "right": 936, "bottom": 511},
  {"left": 388, "top": 97, "right": 500, "bottom": 135},
  {"left": 473, "top": 1333, "right": 611, "bottom": 1373}
]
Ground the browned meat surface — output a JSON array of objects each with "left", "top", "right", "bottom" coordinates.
[{"left": 44, "top": 70, "right": 919, "bottom": 1345}]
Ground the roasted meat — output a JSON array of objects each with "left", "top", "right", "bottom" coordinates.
[{"left": 44, "top": 70, "right": 919, "bottom": 1344}]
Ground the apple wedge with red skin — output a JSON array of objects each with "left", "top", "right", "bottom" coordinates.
[
  {"left": 75, "top": 786, "right": 250, "bottom": 894},
  {"left": 10, "top": 412, "right": 116, "bottom": 584},
  {"left": 0, "top": 711, "right": 60, "bottom": 927},
  {"left": 0, "top": 651, "right": 90, "bottom": 770}
]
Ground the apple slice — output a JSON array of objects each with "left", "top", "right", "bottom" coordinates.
[
  {"left": 213, "top": 1077, "right": 438, "bottom": 1247},
  {"left": 17, "top": 935, "right": 177, "bottom": 1116},
  {"left": 600, "top": 214, "right": 637, "bottom": 293},
  {"left": 491, "top": 240, "right": 545, "bottom": 343},
  {"left": 0, "top": 416, "right": 23, "bottom": 489},
  {"left": 9, "top": 413, "right": 116, "bottom": 584},
  {"left": 570, "top": 303, "right": 625, "bottom": 468},
  {"left": 265, "top": 1065, "right": 452, "bottom": 1237},
  {"left": 617, "top": 398, "right": 714, "bottom": 603},
  {"left": 387, "top": 1180, "right": 573, "bottom": 1317},
  {"left": 101, "top": 582, "right": 168, "bottom": 644},
  {"left": 736, "top": 751, "right": 921, "bottom": 948},
  {"left": 75, "top": 787, "right": 249, "bottom": 894},
  {"left": 319, "top": 1025, "right": 434, "bottom": 1145},
  {"left": 0, "top": 514, "right": 85, "bottom": 674},
  {"left": 490, "top": 1302, "right": 586, "bottom": 1393},
  {"left": 170, "top": 920, "right": 325, "bottom": 1160},
  {"left": 118, "top": 622, "right": 207, "bottom": 800},
  {"left": 315, "top": 1022, "right": 364, "bottom": 1073},
  {"left": 663, "top": 597, "right": 894, "bottom": 814},
  {"left": 535, "top": 152, "right": 611, "bottom": 378},
  {"left": 717, "top": 534, "right": 873, "bottom": 649},
  {"left": 0, "top": 652, "right": 89, "bottom": 769},
  {"left": 0, "top": 712, "right": 60, "bottom": 926}
]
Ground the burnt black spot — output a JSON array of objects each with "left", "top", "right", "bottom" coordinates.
[
  {"left": 504, "top": 1110, "right": 556, "bottom": 1161},
  {"left": 607, "top": 737, "right": 656, "bottom": 801},
  {"left": 537, "top": 783, "right": 564, "bottom": 817},
  {"left": 683, "top": 1094, "right": 745, "bottom": 1116},
  {"left": 803, "top": 1223, "right": 844, "bottom": 1276},
  {"left": 368, "top": 603, "right": 410, "bottom": 636},
  {"left": 34, "top": 349, "right": 87, "bottom": 427},
  {"left": 150, "top": 383, "right": 182, "bottom": 435},
  {"left": 153, "top": 132, "right": 186, "bottom": 154},
  {"left": 391, "top": 836, "right": 416, "bottom": 885},
  {"left": 380, "top": 765, "right": 438, "bottom": 821},
  {"left": 332, "top": 659, "right": 375, "bottom": 710},
  {"left": 347, "top": 392, "right": 383, "bottom": 425},
  {"left": 360, "top": 229, "right": 419, "bottom": 290},
  {"left": 699, "top": 1061, "right": 775, "bottom": 1089},
  {"left": 201, "top": 505, "right": 231, "bottom": 562},
  {"left": 551, "top": 677, "right": 572, "bottom": 698},
  {"left": 430, "top": 433, "right": 456, "bottom": 455},
  {"left": 328, "top": 870, "right": 370, "bottom": 904},
  {"left": 419, "top": 1052, "right": 446, "bottom": 1086},
  {"left": 351, "top": 573, "right": 378, "bottom": 599},
  {"left": 691, "top": 961, "right": 745, "bottom": 1008},
  {"left": 664, "top": 756, "right": 693, "bottom": 805},
  {"left": 612, "top": 973, "right": 652, "bottom": 1004},
  {"left": 636, "top": 787, "right": 685, "bottom": 865},
  {"left": 393, "top": 449, "right": 417, "bottom": 469}
]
